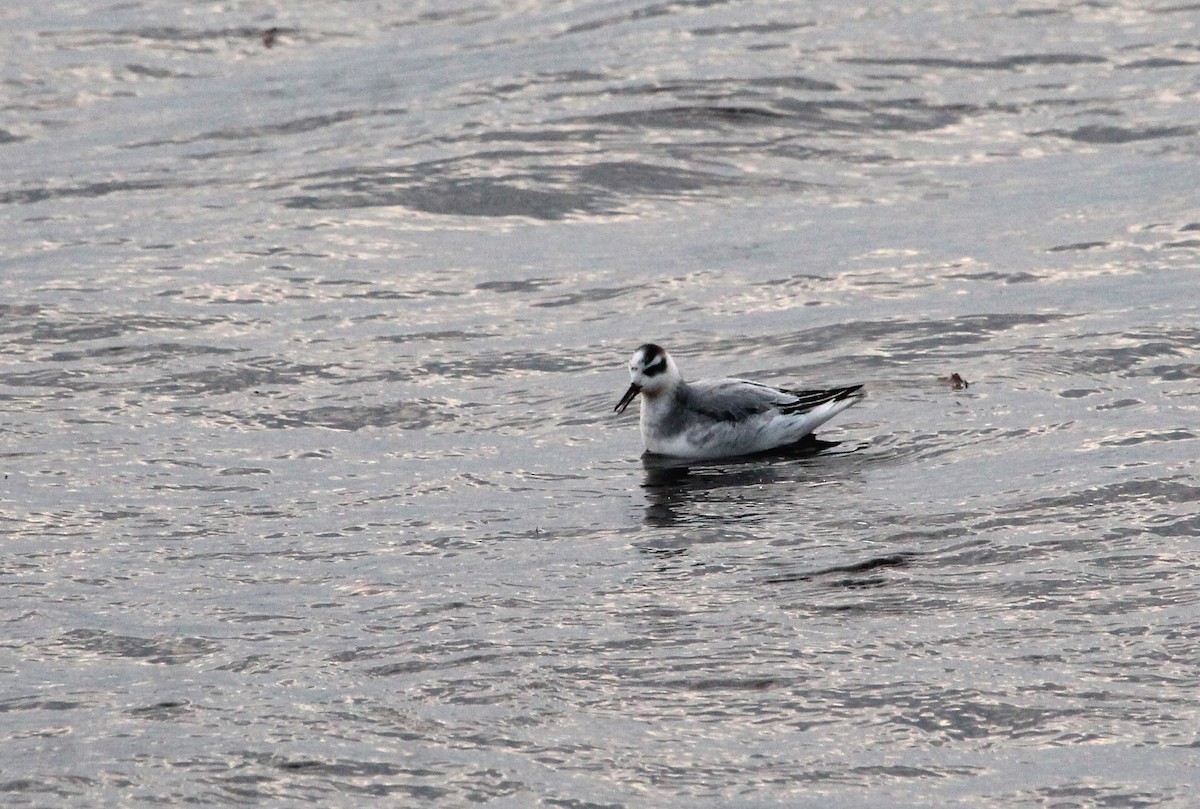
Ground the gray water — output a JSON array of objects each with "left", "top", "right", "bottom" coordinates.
[{"left": 3, "top": 1, "right": 1200, "bottom": 806}]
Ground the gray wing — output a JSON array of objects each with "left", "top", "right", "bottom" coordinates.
[{"left": 686, "top": 378, "right": 863, "bottom": 422}]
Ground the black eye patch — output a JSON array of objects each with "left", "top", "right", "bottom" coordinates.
[{"left": 642, "top": 358, "right": 667, "bottom": 376}]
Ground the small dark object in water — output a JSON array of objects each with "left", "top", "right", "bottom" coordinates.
[
  {"left": 262, "top": 27, "right": 280, "bottom": 48},
  {"left": 943, "top": 372, "right": 969, "bottom": 390},
  {"left": 763, "top": 553, "right": 913, "bottom": 586}
]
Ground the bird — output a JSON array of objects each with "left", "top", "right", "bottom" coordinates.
[{"left": 613, "top": 343, "right": 864, "bottom": 459}]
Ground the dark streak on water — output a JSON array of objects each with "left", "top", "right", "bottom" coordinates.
[{"left": 2, "top": 1, "right": 1200, "bottom": 807}]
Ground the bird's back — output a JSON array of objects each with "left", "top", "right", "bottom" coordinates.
[{"left": 642, "top": 377, "right": 862, "bottom": 458}]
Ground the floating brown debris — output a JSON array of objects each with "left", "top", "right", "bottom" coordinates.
[
  {"left": 262, "top": 27, "right": 280, "bottom": 48},
  {"left": 942, "top": 372, "right": 969, "bottom": 390}
]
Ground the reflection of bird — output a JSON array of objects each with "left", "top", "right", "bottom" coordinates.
[{"left": 614, "top": 343, "right": 864, "bottom": 459}]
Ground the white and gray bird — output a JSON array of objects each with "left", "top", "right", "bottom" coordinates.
[{"left": 614, "top": 343, "right": 864, "bottom": 459}]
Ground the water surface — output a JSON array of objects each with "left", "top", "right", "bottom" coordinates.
[{"left": 2, "top": 1, "right": 1199, "bottom": 806}]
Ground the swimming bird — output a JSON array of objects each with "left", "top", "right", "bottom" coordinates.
[{"left": 614, "top": 343, "right": 864, "bottom": 459}]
